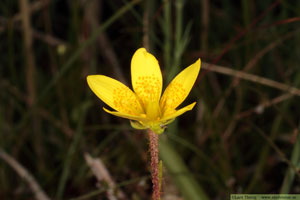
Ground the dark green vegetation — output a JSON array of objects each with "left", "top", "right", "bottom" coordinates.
[{"left": 1, "top": 0, "right": 300, "bottom": 199}]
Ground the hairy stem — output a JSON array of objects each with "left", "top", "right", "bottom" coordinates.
[{"left": 148, "top": 129, "right": 160, "bottom": 200}]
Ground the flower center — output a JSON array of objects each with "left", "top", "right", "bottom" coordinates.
[
  {"left": 134, "top": 75, "right": 161, "bottom": 106},
  {"left": 146, "top": 98, "right": 161, "bottom": 121}
]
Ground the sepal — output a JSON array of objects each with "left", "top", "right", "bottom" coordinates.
[{"left": 130, "top": 120, "right": 147, "bottom": 130}]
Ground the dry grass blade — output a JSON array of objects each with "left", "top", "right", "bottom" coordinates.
[
  {"left": 84, "top": 153, "right": 127, "bottom": 200},
  {"left": 0, "top": 149, "right": 51, "bottom": 200},
  {"left": 20, "top": 0, "right": 36, "bottom": 106}
]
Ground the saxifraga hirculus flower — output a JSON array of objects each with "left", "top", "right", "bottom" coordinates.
[{"left": 87, "top": 48, "right": 200, "bottom": 134}]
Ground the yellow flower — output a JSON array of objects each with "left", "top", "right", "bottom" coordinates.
[{"left": 87, "top": 48, "right": 201, "bottom": 134}]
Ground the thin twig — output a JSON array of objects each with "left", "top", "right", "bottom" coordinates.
[
  {"left": 0, "top": 149, "right": 51, "bottom": 200},
  {"left": 13, "top": 0, "right": 49, "bottom": 23},
  {"left": 207, "top": 0, "right": 281, "bottom": 66},
  {"left": 0, "top": 17, "right": 66, "bottom": 46},
  {"left": 250, "top": 124, "right": 300, "bottom": 178},
  {"left": 0, "top": 0, "right": 64, "bottom": 47},
  {"left": 202, "top": 62, "right": 300, "bottom": 96},
  {"left": 38, "top": 108, "right": 73, "bottom": 137},
  {"left": 1, "top": 79, "right": 73, "bottom": 138},
  {"left": 32, "top": 30, "right": 66, "bottom": 46},
  {"left": 236, "top": 93, "right": 293, "bottom": 119},
  {"left": 212, "top": 31, "right": 297, "bottom": 118},
  {"left": 0, "top": 0, "right": 49, "bottom": 31}
]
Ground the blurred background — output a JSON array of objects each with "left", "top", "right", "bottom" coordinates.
[{"left": 1, "top": 0, "right": 300, "bottom": 199}]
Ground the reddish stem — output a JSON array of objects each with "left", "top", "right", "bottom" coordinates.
[{"left": 148, "top": 129, "right": 160, "bottom": 200}]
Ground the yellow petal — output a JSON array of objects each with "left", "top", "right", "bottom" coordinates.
[
  {"left": 160, "top": 59, "right": 200, "bottom": 113},
  {"left": 131, "top": 48, "right": 163, "bottom": 109},
  {"left": 161, "top": 102, "right": 196, "bottom": 122},
  {"left": 103, "top": 107, "right": 147, "bottom": 121},
  {"left": 87, "top": 75, "right": 143, "bottom": 115}
]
